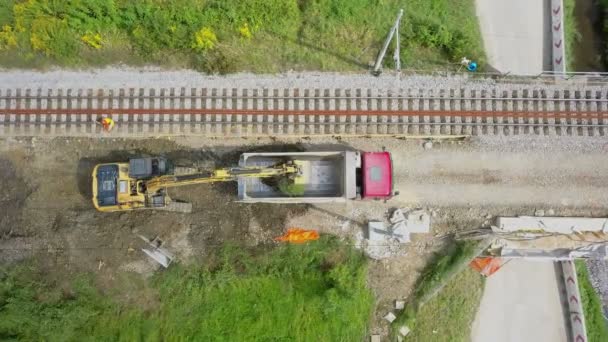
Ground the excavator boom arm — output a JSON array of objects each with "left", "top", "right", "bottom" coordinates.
[{"left": 144, "top": 164, "right": 300, "bottom": 193}]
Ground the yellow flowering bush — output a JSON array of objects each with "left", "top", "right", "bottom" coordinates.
[
  {"left": 82, "top": 32, "right": 103, "bottom": 49},
  {"left": 29, "top": 18, "right": 54, "bottom": 55},
  {"left": 192, "top": 27, "right": 217, "bottom": 51},
  {"left": 0, "top": 25, "right": 17, "bottom": 50},
  {"left": 239, "top": 23, "right": 252, "bottom": 39}
]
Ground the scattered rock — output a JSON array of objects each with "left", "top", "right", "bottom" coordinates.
[
  {"left": 423, "top": 141, "right": 433, "bottom": 150},
  {"left": 399, "top": 326, "right": 411, "bottom": 337},
  {"left": 485, "top": 214, "right": 492, "bottom": 219},
  {"left": 534, "top": 209, "right": 545, "bottom": 217},
  {"left": 395, "top": 300, "right": 406, "bottom": 310},
  {"left": 547, "top": 209, "right": 555, "bottom": 216},
  {"left": 384, "top": 312, "right": 397, "bottom": 323},
  {"left": 340, "top": 220, "right": 351, "bottom": 231}
]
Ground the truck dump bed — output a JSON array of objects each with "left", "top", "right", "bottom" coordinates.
[{"left": 237, "top": 151, "right": 359, "bottom": 203}]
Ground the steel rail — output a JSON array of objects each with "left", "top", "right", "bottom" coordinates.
[
  {"left": 1, "top": 94, "right": 607, "bottom": 102},
  {"left": 2, "top": 108, "right": 608, "bottom": 119},
  {"left": 12, "top": 120, "right": 608, "bottom": 128}
]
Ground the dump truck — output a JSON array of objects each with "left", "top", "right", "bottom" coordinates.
[
  {"left": 92, "top": 150, "right": 393, "bottom": 213},
  {"left": 237, "top": 151, "right": 393, "bottom": 203}
]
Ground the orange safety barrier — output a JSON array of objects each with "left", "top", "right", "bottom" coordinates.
[
  {"left": 469, "top": 257, "right": 502, "bottom": 277},
  {"left": 275, "top": 228, "right": 319, "bottom": 243}
]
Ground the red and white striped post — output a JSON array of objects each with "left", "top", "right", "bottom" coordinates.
[{"left": 561, "top": 260, "right": 587, "bottom": 342}]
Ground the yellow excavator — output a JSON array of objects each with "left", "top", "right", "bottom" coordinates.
[{"left": 92, "top": 157, "right": 301, "bottom": 213}]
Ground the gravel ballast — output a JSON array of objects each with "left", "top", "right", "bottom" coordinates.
[{"left": 0, "top": 68, "right": 603, "bottom": 93}]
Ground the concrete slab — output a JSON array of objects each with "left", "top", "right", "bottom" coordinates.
[
  {"left": 368, "top": 221, "right": 388, "bottom": 241},
  {"left": 471, "top": 260, "right": 568, "bottom": 342},
  {"left": 384, "top": 312, "right": 397, "bottom": 323},
  {"left": 476, "top": 0, "right": 552, "bottom": 75},
  {"left": 496, "top": 216, "right": 608, "bottom": 233},
  {"left": 405, "top": 210, "right": 430, "bottom": 233}
]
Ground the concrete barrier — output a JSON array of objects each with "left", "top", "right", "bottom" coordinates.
[
  {"left": 551, "top": 0, "right": 567, "bottom": 72},
  {"left": 561, "top": 261, "right": 587, "bottom": 342}
]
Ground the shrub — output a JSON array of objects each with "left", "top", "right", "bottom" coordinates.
[
  {"left": 81, "top": 32, "right": 102, "bottom": 49},
  {"left": 191, "top": 48, "right": 238, "bottom": 74},
  {"left": 0, "top": 0, "right": 486, "bottom": 71},
  {"left": 0, "top": 25, "right": 17, "bottom": 50},
  {"left": 238, "top": 23, "right": 252, "bottom": 39},
  {"left": 192, "top": 27, "right": 217, "bottom": 51},
  {"left": 29, "top": 17, "right": 79, "bottom": 60}
]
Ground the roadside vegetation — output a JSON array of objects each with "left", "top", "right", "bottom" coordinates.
[
  {"left": 601, "top": 0, "right": 608, "bottom": 69},
  {"left": 0, "top": 0, "right": 485, "bottom": 73},
  {"left": 564, "top": 0, "right": 577, "bottom": 71},
  {"left": 575, "top": 260, "right": 608, "bottom": 342},
  {"left": 405, "top": 267, "right": 483, "bottom": 341},
  {"left": 392, "top": 241, "right": 487, "bottom": 340},
  {"left": 0, "top": 237, "right": 374, "bottom": 341}
]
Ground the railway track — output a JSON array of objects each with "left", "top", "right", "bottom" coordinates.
[{"left": 1, "top": 87, "right": 607, "bottom": 137}]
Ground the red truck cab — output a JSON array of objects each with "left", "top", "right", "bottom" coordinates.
[{"left": 361, "top": 152, "right": 393, "bottom": 199}]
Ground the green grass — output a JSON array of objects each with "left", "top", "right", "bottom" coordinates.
[
  {"left": 575, "top": 260, "right": 608, "bottom": 342},
  {"left": 404, "top": 268, "right": 484, "bottom": 342},
  {"left": 600, "top": 0, "right": 608, "bottom": 70},
  {"left": 392, "top": 241, "right": 487, "bottom": 339},
  {"left": 0, "top": 237, "right": 374, "bottom": 341},
  {"left": 563, "top": 0, "right": 577, "bottom": 71},
  {"left": 0, "top": 0, "right": 485, "bottom": 72}
]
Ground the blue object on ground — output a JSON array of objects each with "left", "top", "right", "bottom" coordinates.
[{"left": 467, "top": 62, "right": 478, "bottom": 72}]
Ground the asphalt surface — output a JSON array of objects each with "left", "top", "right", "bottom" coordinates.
[
  {"left": 471, "top": 259, "right": 568, "bottom": 342},
  {"left": 475, "top": 0, "right": 551, "bottom": 75}
]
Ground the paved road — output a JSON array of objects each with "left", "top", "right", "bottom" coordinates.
[
  {"left": 475, "top": 0, "right": 551, "bottom": 75},
  {"left": 471, "top": 259, "right": 568, "bottom": 342},
  {"left": 390, "top": 138, "right": 608, "bottom": 208}
]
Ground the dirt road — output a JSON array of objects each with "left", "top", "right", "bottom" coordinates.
[
  {"left": 0, "top": 135, "right": 606, "bottom": 335},
  {"left": 392, "top": 139, "right": 608, "bottom": 208},
  {"left": 471, "top": 260, "right": 569, "bottom": 342}
]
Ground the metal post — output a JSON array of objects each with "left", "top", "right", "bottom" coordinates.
[
  {"left": 393, "top": 19, "right": 401, "bottom": 72},
  {"left": 373, "top": 9, "right": 404, "bottom": 75}
]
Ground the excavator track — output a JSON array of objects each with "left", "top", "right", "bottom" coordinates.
[
  {"left": 158, "top": 201, "right": 193, "bottom": 213},
  {"left": 173, "top": 166, "right": 199, "bottom": 176}
]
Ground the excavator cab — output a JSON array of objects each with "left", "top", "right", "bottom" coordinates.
[{"left": 92, "top": 157, "right": 173, "bottom": 212}]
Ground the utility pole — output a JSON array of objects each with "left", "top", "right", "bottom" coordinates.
[
  {"left": 393, "top": 13, "right": 401, "bottom": 72},
  {"left": 373, "top": 9, "right": 404, "bottom": 76}
]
